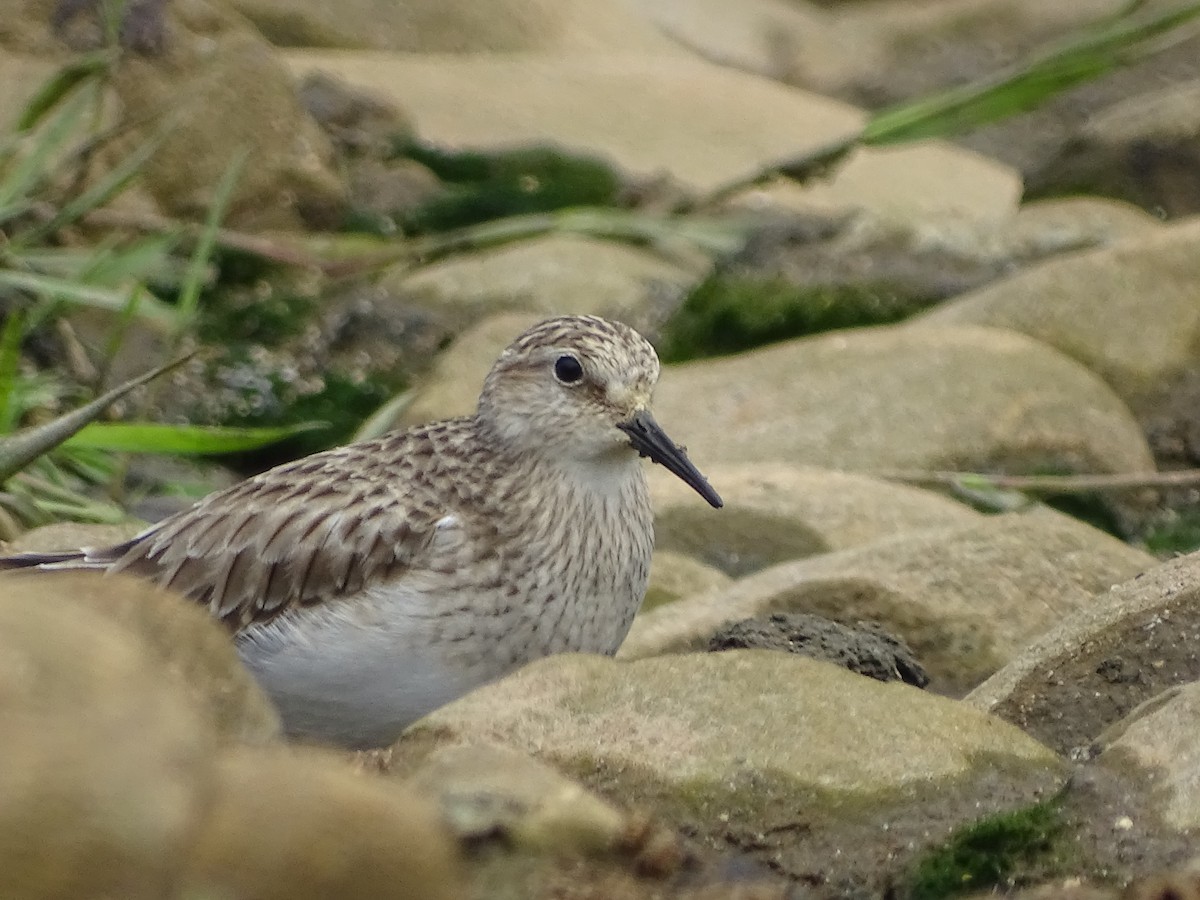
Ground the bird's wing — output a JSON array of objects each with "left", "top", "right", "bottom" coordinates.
[{"left": 81, "top": 438, "right": 458, "bottom": 632}]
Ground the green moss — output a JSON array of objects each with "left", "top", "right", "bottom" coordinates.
[
  {"left": 388, "top": 140, "right": 622, "bottom": 234},
  {"left": 658, "top": 273, "right": 927, "bottom": 363},
  {"left": 203, "top": 348, "right": 399, "bottom": 465},
  {"left": 197, "top": 288, "right": 315, "bottom": 347},
  {"left": 234, "top": 371, "right": 392, "bottom": 460},
  {"left": 1143, "top": 506, "right": 1200, "bottom": 556},
  {"left": 901, "top": 799, "right": 1065, "bottom": 900}
]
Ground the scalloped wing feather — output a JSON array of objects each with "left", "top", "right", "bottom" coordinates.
[{"left": 27, "top": 428, "right": 475, "bottom": 633}]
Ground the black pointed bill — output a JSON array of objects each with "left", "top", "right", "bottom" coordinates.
[{"left": 617, "top": 410, "right": 722, "bottom": 509}]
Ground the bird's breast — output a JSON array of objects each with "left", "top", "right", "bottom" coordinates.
[{"left": 486, "top": 463, "right": 654, "bottom": 657}]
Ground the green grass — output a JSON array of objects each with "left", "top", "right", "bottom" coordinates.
[{"left": 0, "top": 62, "right": 323, "bottom": 530}]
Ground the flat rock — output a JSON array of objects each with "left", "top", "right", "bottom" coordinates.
[
  {"left": 966, "top": 552, "right": 1200, "bottom": 758},
  {"left": 0, "top": 588, "right": 215, "bottom": 899},
  {"left": 402, "top": 743, "right": 632, "bottom": 857},
  {"left": 651, "top": 323, "right": 1154, "bottom": 475},
  {"left": 1100, "top": 681, "right": 1200, "bottom": 832},
  {"left": 639, "top": 0, "right": 1118, "bottom": 99},
  {"left": 385, "top": 234, "right": 706, "bottom": 337},
  {"left": 229, "top": 0, "right": 676, "bottom": 53},
  {"left": 401, "top": 311, "right": 543, "bottom": 427},
  {"left": 284, "top": 51, "right": 1019, "bottom": 223},
  {"left": 622, "top": 506, "right": 1154, "bottom": 695},
  {"left": 0, "top": 570, "right": 280, "bottom": 744},
  {"left": 1002, "top": 197, "right": 1162, "bottom": 254},
  {"left": 644, "top": 550, "right": 732, "bottom": 610},
  {"left": 399, "top": 651, "right": 1064, "bottom": 897},
  {"left": 919, "top": 217, "right": 1200, "bottom": 402},
  {"left": 183, "top": 746, "right": 461, "bottom": 900},
  {"left": 3, "top": 520, "right": 144, "bottom": 553},
  {"left": 649, "top": 463, "right": 983, "bottom": 576},
  {"left": 1032, "top": 78, "right": 1200, "bottom": 220},
  {"left": 110, "top": 0, "right": 346, "bottom": 231}
]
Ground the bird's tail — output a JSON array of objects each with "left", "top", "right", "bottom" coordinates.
[{"left": 0, "top": 549, "right": 99, "bottom": 571}]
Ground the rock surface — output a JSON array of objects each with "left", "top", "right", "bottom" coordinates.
[
  {"left": 386, "top": 234, "right": 706, "bottom": 336},
  {"left": 229, "top": 0, "right": 676, "bottom": 53},
  {"left": 398, "top": 650, "right": 1065, "bottom": 896},
  {"left": 0, "top": 584, "right": 215, "bottom": 900},
  {"left": 649, "top": 463, "right": 983, "bottom": 576},
  {"left": 403, "top": 742, "right": 635, "bottom": 857},
  {"left": 1032, "top": 78, "right": 1200, "bottom": 219},
  {"left": 709, "top": 612, "right": 929, "bottom": 687},
  {"left": 183, "top": 746, "right": 461, "bottom": 900},
  {"left": 1100, "top": 681, "right": 1200, "bottom": 832},
  {"left": 967, "top": 551, "right": 1200, "bottom": 758},
  {"left": 284, "top": 51, "right": 1020, "bottom": 223},
  {"left": 0, "top": 570, "right": 281, "bottom": 744},
  {"left": 0, "top": 572, "right": 461, "bottom": 899},
  {"left": 919, "top": 217, "right": 1200, "bottom": 402},
  {"left": 623, "top": 506, "right": 1154, "bottom": 695},
  {"left": 651, "top": 323, "right": 1154, "bottom": 476},
  {"left": 643, "top": 550, "right": 732, "bottom": 610},
  {"left": 109, "top": 0, "right": 346, "bottom": 230}
]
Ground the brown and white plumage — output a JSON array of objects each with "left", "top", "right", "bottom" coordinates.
[{"left": 0, "top": 315, "right": 721, "bottom": 747}]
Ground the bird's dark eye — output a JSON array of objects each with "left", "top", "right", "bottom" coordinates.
[{"left": 554, "top": 355, "right": 584, "bottom": 384}]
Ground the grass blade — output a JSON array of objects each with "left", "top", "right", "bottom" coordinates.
[
  {"left": 862, "top": 1, "right": 1200, "bottom": 145},
  {"left": 0, "top": 82, "right": 95, "bottom": 211},
  {"left": 18, "top": 118, "right": 177, "bottom": 246},
  {"left": 62, "top": 421, "right": 328, "bottom": 455},
  {"left": 0, "top": 313, "right": 26, "bottom": 435},
  {"left": 0, "top": 353, "right": 193, "bottom": 481},
  {"left": 0, "top": 268, "right": 179, "bottom": 328},
  {"left": 15, "top": 50, "right": 114, "bottom": 132},
  {"left": 177, "top": 148, "right": 247, "bottom": 330}
]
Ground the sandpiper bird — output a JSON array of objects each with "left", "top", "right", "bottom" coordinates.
[{"left": 0, "top": 316, "right": 721, "bottom": 748}]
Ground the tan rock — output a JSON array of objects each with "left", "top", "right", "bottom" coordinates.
[
  {"left": 1033, "top": 79, "right": 1200, "bottom": 220},
  {"left": 183, "top": 745, "right": 461, "bottom": 900},
  {"left": 623, "top": 506, "right": 1154, "bottom": 695},
  {"left": 1100, "top": 681, "right": 1200, "bottom": 832},
  {"left": 283, "top": 51, "right": 1019, "bottom": 224},
  {"left": 402, "top": 311, "right": 543, "bottom": 427},
  {"left": 408, "top": 652, "right": 1065, "bottom": 792},
  {"left": 651, "top": 323, "right": 1153, "bottom": 475},
  {"left": 110, "top": 0, "right": 345, "bottom": 231},
  {"left": 400, "top": 651, "right": 1064, "bottom": 892},
  {"left": 404, "top": 742, "right": 629, "bottom": 856},
  {"left": 230, "top": 0, "right": 676, "bottom": 53},
  {"left": 0, "top": 570, "right": 280, "bottom": 744},
  {"left": 1003, "top": 197, "right": 1162, "bottom": 256},
  {"left": 919, "top": 216, "right": 1200, "bottom": 402},
  {"left": 966, "top": 551, "right": 1200, "bottom": 756},
  {"left": 638, "top": 0, "right": 1118, "bottom": 98},
  {"left": 649, "top": 463, "right": 982, "bottom": 575},
  {"left": 387, "top": 234, "right": 707, "bottom": 337},
  {"left": 643, "top": 550, "right": 732, "bottom": 610},
  {"left": 2, "top": 521, "right": 144, "bottom": 554},
  {"left": 634, "top": 0, "right": 857, "bottom": 91},
  {"left": 0, "top": 589, "right": 214, "bottom": 899}
]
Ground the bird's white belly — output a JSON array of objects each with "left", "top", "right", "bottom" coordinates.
[{"left": 234, "top": 576, "right": 639, "bottom": 748}]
